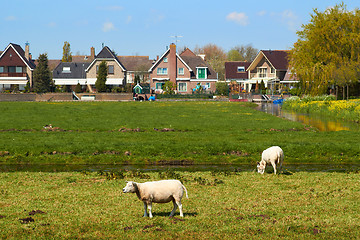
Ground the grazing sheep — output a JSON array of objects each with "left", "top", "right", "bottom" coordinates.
[
  {"left": 257, "top": 146, "right": 284, "bottom": 174},
  {"left": 122, "top": 180, "right": 188, "bottom": 218}
]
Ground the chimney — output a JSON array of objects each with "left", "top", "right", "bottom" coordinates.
[
  {"left": 169, "top": 43, "right": 177, "bottom": 84},
  {"left": 197, "top": 54, "right": 206, "bottom": 61},
  {"left": 91, "top": 47, "right": 95, "bottom": 59},
  {"left": 25, "top": 42, "right": 30, "bottom": 60}
]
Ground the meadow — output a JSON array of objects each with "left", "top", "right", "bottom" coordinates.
[
  {"left": 0, "top": 170, "right": 359, "bottom": 239},
  {"left": 0, "top": 101, "right": 359, "bottom": 165}
]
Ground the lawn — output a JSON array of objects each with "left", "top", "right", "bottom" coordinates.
[
  {"left": 0, "top": 170, "right": 359, "bottom": 239},
  {"left": 0, "top": 101, "right": 359, "bottom": 165}
]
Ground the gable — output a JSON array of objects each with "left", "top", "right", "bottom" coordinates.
[
  {"left": 0, "top": 43, "right": 36, "bottom": 70},
  {"left": 85, "top": 46, "right": 126, "bottom": 72},
  {"left": 248, "top": 50, "right": 289, "bottom": 72}
]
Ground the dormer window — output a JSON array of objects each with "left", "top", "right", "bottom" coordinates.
[
  {"left": 62, "top": 67, "right": 71, "bottom": 73},
  {"left": 197, "top": 67, "right": 207, "bottom": 79},
  {"left": 237, "top": 66, "right": 245, "bottom": 72}
]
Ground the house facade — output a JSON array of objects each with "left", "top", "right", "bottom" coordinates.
[
  {"left": 148, "top": 44, "right": 218, "bottom": 94},
  {"left": 0, "top": 43, "right": 36, "bottom": 91},
  {"left": 245, "top": 50, "right": 298, "bottom": 93},
  {"left": 118, "top": 56, "right": 153, "bottom": 84}
]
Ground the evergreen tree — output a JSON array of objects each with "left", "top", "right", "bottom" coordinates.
[
  {"left": 75, "top": 83, "right": 82, "bottom": 93},
  {"left": 33, "top": 53, "right": 52, "bottom": 93},
  {"left": 62, "top": 41, "right": 72, "bottom": 62},
  {"left": 95, "top": 61, "right": 107, "bottom": 92}
]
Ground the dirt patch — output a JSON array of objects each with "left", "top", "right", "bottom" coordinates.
[
  {"left": 118, "top": 127, "right": 142, "bottom": 132},
  {"left": 29, "top": 210, "right": 46, "bottom": 215},
  {"left": 250, "top": 214, "right": 270, "bottom": 220},
  {"left": 143, "top": 224, "right": 155, "bottom": 230},
  {"left": 157, "top": 159, "right": 193, "bottom": 165},
  {"left": 124, "top": 226, "right": 133, "bottom": 231},
  {"left": 19, "top": 217, "right": 35, "bottom": 224},
  {"left": 170, "top": 217, "right": 185, "bottom": 224},
  {"left": 0, "top": 215, "right": 5, "bottom": 219},
  {"left": 0, "top": 151, "right": 10, "bottom": 156},
  {"left": 312, "top": 226, "right": 321, "bottom": 235},
  {"left": 41, "top": 125, "right": 65, "bottom": 132}
]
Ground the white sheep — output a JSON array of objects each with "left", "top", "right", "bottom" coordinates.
[
  {"left": 257, "top": 146, "right": 284, "bottom": 174},
  {"left": 122, "top": 180, "right": 188, "bottom": 218}
]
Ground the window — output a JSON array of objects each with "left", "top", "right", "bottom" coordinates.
[
  {"left": 205, "top": 83, "right": 211, "bottom": 89},
  {"left": 108, "top": 65, "right": 114, "bottom": 74},
  {"left": 157, "top": 67, "right": 168, "bottom": 75},
  {"left": 0, "top": 67, "right": 4, "bottom": 73},
  {"left": 178, "top": 83, "right": 187, "bottom": 92},
  {"left": 156, "top": 82, "right": 164, "bottom": 89},
  {"left": 237, "top": 66, "right": 245, "bottom": 72},
  {"left": 258, "top": 68, "right": 267, "bottom": 78},
  {"left": 16, "top": 67, "right": 22, "bottom": 73},
  {"left": 62, "top": 67, "right": 71, "bottom": 73},
  {"left": 164, "top": 57, "right": 168, "bottom": 63},
  {"left": 178, "top": 68, "right": 184, "bottom": 75},
  {"left": 271, "top": 68, "right": 275, "bottom": 74},
  {"left": 197, "top": 68, "right": 207, "bottom": 79},
  {"left": 8, "top": 66, "right": 16, "bottom": 73}
]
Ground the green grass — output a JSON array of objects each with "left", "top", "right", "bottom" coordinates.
[
  {"left": 0, "top": 101, "right": 359, "bottom": 165},
  {"left": 0, "top": 171, "right": 359, "bottom": 239}
]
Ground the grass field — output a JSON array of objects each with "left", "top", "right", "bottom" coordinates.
[
  {"left": 0, "top": 170, "right": 359, "bottom": 239},
  {"left": 0, "top": 101, "right": 359, "bottom": 165}
]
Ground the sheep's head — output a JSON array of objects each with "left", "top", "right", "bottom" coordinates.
[
  {"left": 123, "top": 181, "right": 137, "bottom": 193},
  {"left": 257, "top": 162, "right": 265, "bottom": 174}
]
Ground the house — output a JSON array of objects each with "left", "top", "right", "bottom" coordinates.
[
  {"left": 85, "top": 46, "right": 126, "bottom": 89},
  {"left": 0, "top": 43, "right": 36, "bottom": 91},
  {"left": 53, "top": 46, "right": 127, "bottom": 92},
  {"left": 225, "top": 61, "right": 251, "bottom": 93},
  {"left": 148, "top": 43, "right": 218, "bottom": 94},
  {"left": 52, "top": 62, "right": 90, "bottom": 91},
  {"left": 118, "top": 56, "right": 153, "bottom": 84},
  {"left": 245, "top": 50, "right": 298, "bottom": 93}
]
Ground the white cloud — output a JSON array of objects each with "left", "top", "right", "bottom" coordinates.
[
  {"left": 257, "top": 10, "right": 266, "bottom": 16},
  {"left": 98, "top": 6, "right": 123, "bottom": 11},
  {"left": 5, "top": 16, "right": 17, "bottom": 21},
  {"left": 126, "top": 16, "right": 132, "bottom": 24},
  {"left": 281, "top": 10, "right": 299, "bottom": 32},
  {"left": 226, "top": 12, "right": 249, "bottom": 26},
  {"left": 48, "top": 22, "right": 56, "bottom": 28},
  {"left": 102, "top": 21, "right": 115, "bottom": 32}
]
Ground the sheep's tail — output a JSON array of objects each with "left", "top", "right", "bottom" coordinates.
[{"left": 182, "top": 184, "right": 189, "bottom": 199}]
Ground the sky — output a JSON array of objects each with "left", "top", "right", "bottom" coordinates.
[{"left": 1, "top": 0, "right": 359, "bottom": 60}]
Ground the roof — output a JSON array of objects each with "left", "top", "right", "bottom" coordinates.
[
  {"left": 53, "top": 62, "right": 90, "bottom": 79},
  {"left": 86, "top": 46, "right": 126, "bottom": 72},
  {"left": 262, "top": 50, "right": 289, "bottom": 70},
  {"left": 225, "top": 61, "right": 251, "bottom": 80},
  {"left": 0, "top": 43, "right": 36, "bottom": 70},
  {"left": 247, "top": 50, "right": 289, "bottom": 71},
  {"left": 118, "top": 56, "right": 153, "bottom": 71},
  {"left": 180, "top": 55, "right": 217, "bottom": 79}
]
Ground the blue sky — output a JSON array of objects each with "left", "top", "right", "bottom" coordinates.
[{"left": 1, "top": 0, "right": 359, "bottom": 60}]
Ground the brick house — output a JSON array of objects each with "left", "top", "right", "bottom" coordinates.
[
  {"left": 0, "top": 43, "right": 36, "bottom": 91},
  {"left": 148, "top": 44, "right": 218, "bottom": 94}
]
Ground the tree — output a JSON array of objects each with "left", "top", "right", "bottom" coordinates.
[
  {"left": 75, "top": 83, "right": 82, "bottom": 93},
  {"left": 95, "top": 61, "right": 107, "bottom": 92},
  {"left": 227, "top": 44, "right": 258, "bottom": 62},
  {"left": 62, "top": 41, "right": 72, "bottom": 62},
  {"left": 289, "top": 3, "right": 360, "bottom": 96},
  {"left": 33, "top": 53, "right": 52, "bottom": 93},
  {"left": 163, "top": 81, "right": 176, "bottom": 95},
  {"left": 194, "top": 44, "right": 227, "bottom": 80},
  {"left": 215, "top": 81, "right": 228, "bottom": 96}
]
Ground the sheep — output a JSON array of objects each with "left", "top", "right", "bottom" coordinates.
[
  {"left": 122, "top": 180, "right": 188, "bottom": 218},
  {"left": 257, "top": 146, "right": 284, "bottom": 174}
]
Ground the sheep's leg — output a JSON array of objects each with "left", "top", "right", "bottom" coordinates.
[
  {"left": 271, "top": 162, "right": 277, "bottom": 175},
  {"left": 177, "top": 201, "right": 183, "bottom": 217},
  {"left": 148, "top": 202, "right": 153, "bottom": 218},
  {"left": 170, "top": 199, "right": 178, "bottom": 217},
  {"left": 143, "top": 202, "right": 148, "bottom": 217}
]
